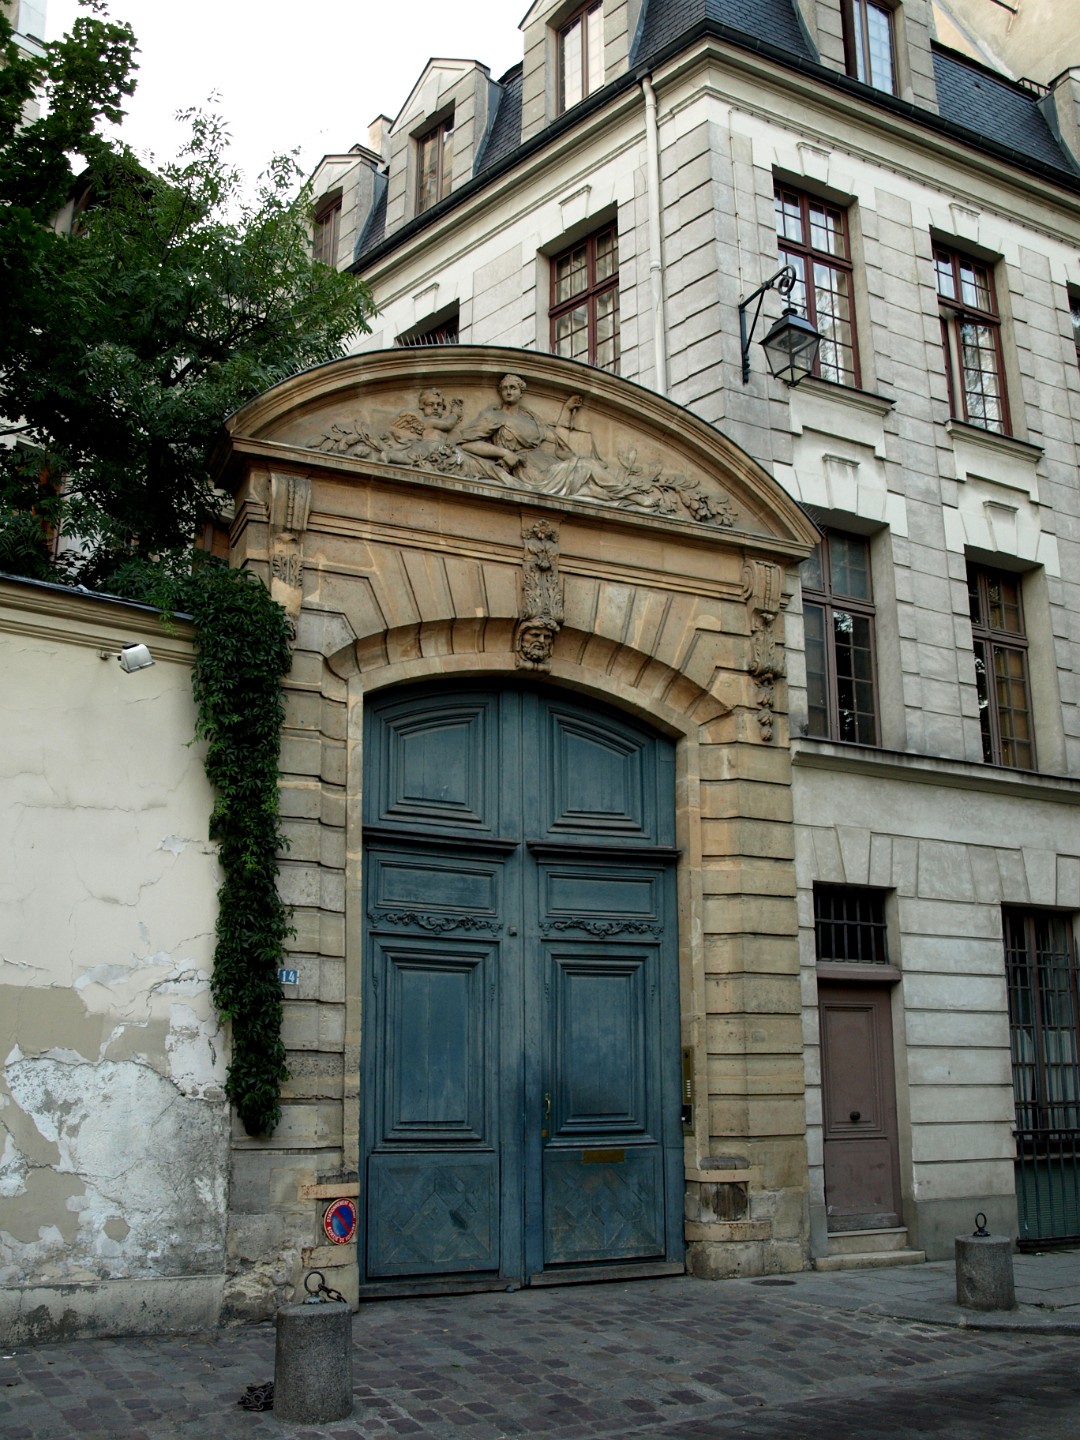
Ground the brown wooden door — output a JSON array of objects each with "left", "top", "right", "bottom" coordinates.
[{"left": 819, "top": 981, "right": 902, "bottom": 1230}]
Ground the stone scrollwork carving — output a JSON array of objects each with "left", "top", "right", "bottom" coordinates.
[
  {"left": 268, "top": 472, "right": 312, "bottom": 635},
  {"left": 516, "top": 519, "right": 564, "bottom": 672},
  {"left": 310, "top": 375, "right": 738, "bottom": 529},
  {"left": 742, "top": 559, "right": 786, "bottom": 742}
]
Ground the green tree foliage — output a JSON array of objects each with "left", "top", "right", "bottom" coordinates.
[
  {"left": 0, "top": 1, "right": 374, "bottom": 580},
  {"left": 0, "top": 2, "right": 375, "bottom": 1134}
]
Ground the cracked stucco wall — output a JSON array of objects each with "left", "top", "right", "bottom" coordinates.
[{"left": 0, "top": 584, "right": 228, "bottom": 1338}]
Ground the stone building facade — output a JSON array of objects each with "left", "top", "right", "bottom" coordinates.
[
  {"left": 298, "top": 0, "right": 1080, "bottom": 1283},
  {"left": 8, "top": 0, "right": 1080, "bottom": 1340}
]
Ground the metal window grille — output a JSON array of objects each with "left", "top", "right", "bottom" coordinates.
[
  {"left": 814, "top": 885, "right": 888, "bottom": 964},
  {"left": 395, "top": 316, "right": 459, "bottom": 347},
  {"left": 1005, "top": 908, "right": 1080, "bottom": 1244}
]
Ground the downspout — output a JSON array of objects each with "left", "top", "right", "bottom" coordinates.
[{"left": 641, "top": 73, "right": 669, "bottom": 397}]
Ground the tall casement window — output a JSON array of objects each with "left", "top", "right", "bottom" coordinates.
[
  {"left": 814, "top": 885, "right": 889, "bottom": 965},
  {"left": 1006, "top": 910, "right": 1080, "bottom": 1133},
  {"left": 774, "top": 187, "right": 858, "bottom": 386},
  {"left": 802, "top": 531, "right": 878, "bottom": 745},
  {"left": 1069, "top": 291, "right": 1080, "bottom": 371},
  {"left": 1004, "top": 908, "right": 1080, "bottom": 1245},
  {"left": 550, "top": 224, "right": 619, "bottom": 371},
  {"left": 935, "top": 245, "right": 1009, "bottom": 434},
  {"left": 843, "top": 0, "right": 897, "bottom": 94},
  {"left": 968, "top": 564, "right": 1035, "bottom": 770},
  {"left": 312, "top": 198, "right": 341, "bottom": 267},
  {"left": 558, "top": 2, "right": 604, "bottom": 112},
  {"left": 416, "top": 115, "right": 454, "bottom": 213}
]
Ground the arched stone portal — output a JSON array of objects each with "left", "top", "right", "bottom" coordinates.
[{"left": 216, "top": 347, "right": 819, "bottom": 1313}]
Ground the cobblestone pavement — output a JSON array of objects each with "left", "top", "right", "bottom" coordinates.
[{"left": 4, "top": 1267, "right": 1080, "bottom": 1439}]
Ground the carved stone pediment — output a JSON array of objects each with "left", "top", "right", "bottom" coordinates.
[
  {"left": 300, "top": 373, "right": 737, "bottom": 530},
  {"left": 220, "top": 348, "right": 820, "bottom": 549}
]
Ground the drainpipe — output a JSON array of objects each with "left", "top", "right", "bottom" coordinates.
[{"left": 641, "top": 73, "right": 669, "bottom": 398}]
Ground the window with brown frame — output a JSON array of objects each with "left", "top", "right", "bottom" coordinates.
[
  {"left": 968, "top": 564, "right": 1035, "bottom": 770},
  {"left": 842, "top": 0, "right": 897, "bottom": 94},
  {"left": 416, "top": 114, "right": 454, "bottom": 214},
  {"left": 802, "top": 531, "right": 879, "bottom": 745},
  {"left": 558, "top": 1, "right": 604, "bottom": 112},
  {"left": 313, "top": 198, "right": 341, "bottom": 267},
  {"left": 549, "top": 224, "right": 619, "bottom": 372},
  {"left": 774, "top": 186, "right": 859, "bottom": 386},
  {"left": 935, "top": 244, "right": 1010, "bottom": 434}
]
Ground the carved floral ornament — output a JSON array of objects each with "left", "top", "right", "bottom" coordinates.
[
  {"left": 742, "top": 559, "right": 786, "bottom": 743},
  {"left": 310, "top": 373, "right": 739, "bottom": 530}
]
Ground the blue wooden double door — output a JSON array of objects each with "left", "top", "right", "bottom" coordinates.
[{"left": 360, "top": 683, "right": 685, "bottom": 1290}]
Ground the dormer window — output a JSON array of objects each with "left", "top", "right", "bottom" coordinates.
[
  {"left": 559, "top": 2, "right": 603, "bottom": 112},
  {"left": 417, "top": 114, "right": 453, "bottom": 214},
  {"left": 843, "top": 0, "right": 897, "bottom": 95},
  {"left": 313, "top": 197, "right": 341, "bottom": 267}
]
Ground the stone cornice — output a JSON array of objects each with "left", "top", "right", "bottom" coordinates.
[
  {"left": 791, "top": 736, "right": 1080, "bottom": 805},
  {"left": 0, "top": 578, "right": 196, "bottom": 666}
]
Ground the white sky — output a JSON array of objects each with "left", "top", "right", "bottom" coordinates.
[{"left": 46, "top": 1, "right": 523, "bottom": 193}]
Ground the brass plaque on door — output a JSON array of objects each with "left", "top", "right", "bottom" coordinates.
[{"left": 582, "top": 1148, "right": 625, "bottom": 1164}]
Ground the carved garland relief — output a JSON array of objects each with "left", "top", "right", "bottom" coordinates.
[
  {"left": 742, "top": 560, "right": 786, "bottom": 742},
  {"left": 311, "top": 373, "right": 739, "bottom": 530}
]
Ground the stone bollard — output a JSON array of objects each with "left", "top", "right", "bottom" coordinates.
[
  {"left": 274, "top": 1297, "right": 353, "bottom": 1424},
  {"left": 955, "top": 1213, "right": 1016, "bottom": 1312}
]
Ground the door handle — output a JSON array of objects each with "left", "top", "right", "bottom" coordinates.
[
  {"left": 541, "top": 1091, "right": 551, "bottom": 1139},
  {"left": 850, "top": 1110, "right": 861, "bottom": 1122}
]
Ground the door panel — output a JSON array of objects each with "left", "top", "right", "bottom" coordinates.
[
  {"left": 367, "top": 1152, "right": 500, "bottom": 1275},
  {"left": 361, "top": 685, "right": 682, "bottom": 1289},
  {"left": 542, "top": 706, "right": 651, "bottom": 837},
  {"left": 819, "top": 982, "right": 902, "bottom": 1229},
  {"left": 542, "top": 1149, "right": 664, "bottom": 1263}
]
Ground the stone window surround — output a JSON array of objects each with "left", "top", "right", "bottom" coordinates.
[
  {"left": 548, "top": 220, "right": 620, "bottom": 371},
  {"left": 415, "top": 110, "right": 455, "bottom": 215},
  {"left": 841, "top": 0, "right": 898, "bottom": 96},
  {"left": 557, "top": 0, "right": 605, "bottom": 113},
  {"left": 313, "top": 192, "right": 342, "bottom": 268},
  {"left": 801, "top": 526, "right": 881, "bottom": 747},
  {"left": 774, "top": 182, "right": 861, "bottom": 388},
  {"left": 933, "top": 240, "right": 1012, "bottom": 438},
  {"left": 395, "top": 301, "right": 461, "bottom": 347},
  {"left": 967, "top": 560, "right": 1036, "bottom": 772},
  {"left": 1068, "top": 286, "right": 1080, "bottom": 371}
]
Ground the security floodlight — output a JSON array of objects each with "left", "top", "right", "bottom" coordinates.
[
  {"left": 117, "top": 643, "right": 154, "bottom": 672},
  {"left": 738, "top": 264, "right": 821, "bottom": 386}
]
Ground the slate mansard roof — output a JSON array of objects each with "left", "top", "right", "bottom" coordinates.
[{"left": 354, "top": 0, "right": 1078, "bottom": 264}]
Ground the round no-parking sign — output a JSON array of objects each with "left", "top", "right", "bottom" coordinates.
[{"left": 323, "top": 1198, "right": 358, "bottom": 1245}]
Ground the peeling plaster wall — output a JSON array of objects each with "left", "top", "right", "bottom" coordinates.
[{"left": 0, "top": 583, "right": 228, "bottom": 1342}]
